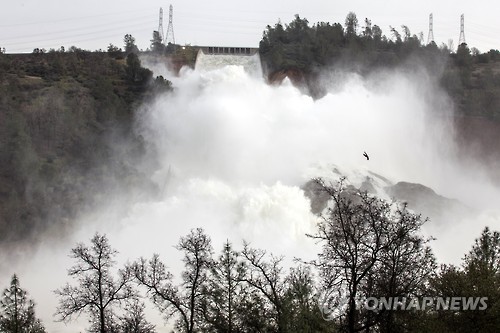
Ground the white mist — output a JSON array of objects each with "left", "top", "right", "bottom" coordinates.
[{"left": 1, "top": 58, "right": 499, "bottom": 332}]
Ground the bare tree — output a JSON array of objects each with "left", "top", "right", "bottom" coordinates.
[
  {"left": 308, "top": 178, "right": 435, "bottom": 333},
  {"left": 119, "top": 300, "right": 156, "bottom": 333},
  {"left": 241, "top": 244, "right": 288, "bottom": 332},
  {"left": 54, "top": 233, "right": 136, "bottom": 333},
  {"left": 133, "top": 228, "right": 213, "bottom": 333},
  {"left": 372, "top": 202, "right": 436, "bottom": 333}
]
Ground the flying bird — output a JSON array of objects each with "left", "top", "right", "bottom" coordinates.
[{"left": 363, "top": 151, "right": 369, "bottom": 160}]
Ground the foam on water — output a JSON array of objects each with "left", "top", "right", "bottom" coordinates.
[{"left": 194, "top": 49, "right": 263, "bottom": 77}]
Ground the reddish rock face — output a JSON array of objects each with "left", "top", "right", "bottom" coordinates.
[{"left": 268, "top": 68, "right": 307, "bottom": 86}]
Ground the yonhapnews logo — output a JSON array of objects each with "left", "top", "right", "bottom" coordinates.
[{"left": 317, "top": 290, "right": 488, "bottom": 320}]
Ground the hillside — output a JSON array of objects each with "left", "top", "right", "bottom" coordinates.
[
  {"left": 1, "top": 15, "right": 500, "bottom": 246},
  {"left": 0, "top": 50, "right": 166, "bottom": 245}
]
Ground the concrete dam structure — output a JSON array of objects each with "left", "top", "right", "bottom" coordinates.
[
  {"left": 195, "top": 46, "right": 262, "bottom": 76},
  {"left": 199, "top": 46, "right": 258, "bottom": 55}
]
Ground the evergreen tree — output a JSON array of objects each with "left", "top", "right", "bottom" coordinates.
[
  {"left": 344, "top": 12, "right": 359, "bottom": 38},
  {"left": 0, "top": 275, "right": 46, "bottom": 333},
  {"left": 124, "top": 34, "right": 139, "bottom": 54},
  {"left": 200, "top": 241, "right": 245, "bottom": 332},
  {"left": 431, "top": 227, "right": 500, "bottom": 332},
  {"left": 150, "top": 31, "right": 165, "bottom": 54}
]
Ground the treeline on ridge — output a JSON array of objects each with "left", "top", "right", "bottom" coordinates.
[{"left": 259, "top": 12, "right": 500, "bottom": 118}]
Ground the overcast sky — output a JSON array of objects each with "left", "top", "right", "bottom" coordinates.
[{"left": 1, "top": 0, "right": 498, "bottom": 53}]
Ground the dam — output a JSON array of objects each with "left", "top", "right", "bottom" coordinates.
[
  {"left": 194, "top": 46, "right": 262, "bottom": 76},
  {"left": 198, "top": 46, "right": 258, "bottom": 55}
]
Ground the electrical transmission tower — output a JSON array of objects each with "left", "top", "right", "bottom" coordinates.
[
  {"left": 427, "top": 13, "right": 434, "bottom": 44},
  {"left": 158, "top": 7, "right": 165, "bottom": 43},
  {"left": 165, "top": 4, "right": 175, "bottom": 45},
  {"left": 459, "top": 14, "right": 466, "bottom": 45}
]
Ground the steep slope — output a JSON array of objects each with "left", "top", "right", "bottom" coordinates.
[{"left": 0, "top": 52, "right": 156, "bottom": 245}]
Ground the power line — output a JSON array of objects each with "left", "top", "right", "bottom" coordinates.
[
  {"left": 2, "top": 8, "right": 498, "bottom": 53},
  {"left": 166, "top": 4, "right": 175, "bottom": 44},
  {"left": 1, "top": 22, "right": 154, "bottom": 50},
  {"left": 459, "top": 14, "right": 466, "bottom": 45},
  {"left": 158, "top": 8, "right": 165, "bottom": 43},
  {"left": 0, "top": 7, "right": 159, "bottom": 28},
  {"left": 2, "top": 27, "right": 152, "bottom": 49},
  {"left": 427, "top": 13, "right": 434, "bottom": 44},
  {"left": 1, "top": 16, "right": 154, "bottom": 43}
]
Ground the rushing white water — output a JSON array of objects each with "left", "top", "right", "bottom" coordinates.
[
  {"left": 194, "top": 49, "right": 263, "bottom": 76},
  {"left": 2, "top": 57, "right": 500, "bottom": 333}
]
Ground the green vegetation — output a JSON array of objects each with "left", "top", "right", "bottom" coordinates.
[
  {"left": 430, "top": 227, "right": 500, "bottom": 332},
  {"left": 259, "top": 13, "right": 500, "bottom": 117},
  {"left": 0, "top": 39, "right": 171, "bottom": 245},
  {"left": 0, "top": 275, "right": 46, "bottom": 333},
  {"left": 0, "top": 33, "right": 200, "bottom": 246},
  {"left": 260, "top": 14, "right": 446, "bottom": 75}
]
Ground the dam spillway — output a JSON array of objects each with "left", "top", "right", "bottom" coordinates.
[{"left": 194, "top": 46, "right": 262, "bottom": 77}]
